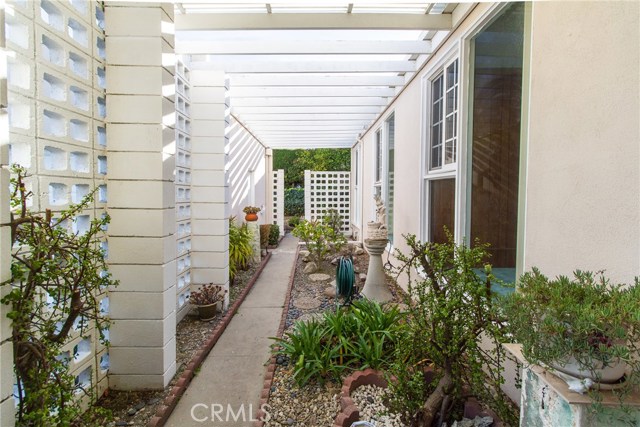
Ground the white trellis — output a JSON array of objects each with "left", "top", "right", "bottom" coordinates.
[
  {"left": 272, "top": 169, "right": 285, "bottom": 236},
  {"left": 304, "top": 170, "right": 351, "bottom": 233}
]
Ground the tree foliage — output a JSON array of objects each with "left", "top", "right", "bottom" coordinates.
[
  {"left": 273, "top": 148, "right": 350, "bottom": 187},
  {"left": 389, "top": 232, "right": 517, "bottom": 427},
  {"left": 2, "top": 166, "right": 117, "bottom": 425}
]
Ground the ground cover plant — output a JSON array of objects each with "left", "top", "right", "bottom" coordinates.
[{"left": 273, "top": 299, "right": 404, "bottom": 385}]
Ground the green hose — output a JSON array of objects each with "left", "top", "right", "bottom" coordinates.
[{"left": 336, "top": 256, "right": 356, "bottom": 305}]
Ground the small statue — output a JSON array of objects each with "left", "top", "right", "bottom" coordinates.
[{"left": 374, "top": 194, "right": 387, "bottom": 229}]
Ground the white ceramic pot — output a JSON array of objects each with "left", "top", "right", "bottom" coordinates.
[{"left": 551, "top": 357, "right": 628, "bottom": 384}]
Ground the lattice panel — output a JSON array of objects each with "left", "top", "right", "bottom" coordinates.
[
  {"left": 4, "top": 0, "right": 110, "bottom": 403},
  {"left": 272, "top": 169, "right": 284, "bottom": 237},
  {"left": 175, "top": 57, "right": 192, "bottom": 320},
  {"left": 304, "top": 170, "right": 351, "bottom": 233}
]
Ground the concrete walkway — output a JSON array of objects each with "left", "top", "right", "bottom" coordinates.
[{"left": 166, "top": 234, "right": 297, "bottom": 427}]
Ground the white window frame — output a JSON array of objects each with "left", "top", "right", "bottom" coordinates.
[
  {"left": 371, "top": 112, "right": 395, "bottom": 246},
  {"left": 420, "top": 48, "right": 461, "bottom": 243},
  {"left": 353, "top": 143, "right": 362, "bottom": 228}
]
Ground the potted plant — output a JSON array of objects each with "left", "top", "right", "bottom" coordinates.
[
  {"left": 243, "top": 206, "right": 261, "bottom": 222},
  {"left": 501, "top": 268, "right": 640, "bottom": 393},
  {"left": 189, "top": 283, "right": 226, "bottom": 321}
]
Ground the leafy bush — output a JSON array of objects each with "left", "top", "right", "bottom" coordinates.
[
  {"left": 273, "top": 299, "right": 404, "bottom": 385},
  {"left": 284, "top": 187, "right": 304, "bottom": 216},
  {"left": 259, "top": 224, "right": 271, "bottom": 249},
  {"left": 292, "top": 219, "right": 346, "bottom": 267},
  {"left": 269, "top": 224, "right": 280, "bottom": 246},
  {"left": 388, "top": 232, "right": 516, "bottom": 427},
  {"left": 322, "top": 208, "right": 343, "bottom": 234},
  {"left": 2, "top": 166, "right": 117, "bottom": 425},
  {"left": 288, "top": 216, "right": 302, "bottom": 228},
  {"left": 229, "top": 217, "right": 253, "bottom": 282}
]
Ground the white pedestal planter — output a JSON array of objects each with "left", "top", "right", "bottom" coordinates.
[{"left": 362, "top": 239, "right": 393, "bottom": 303}]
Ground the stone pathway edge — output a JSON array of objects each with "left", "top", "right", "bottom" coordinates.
[
  {"left": 148, "top": 251, "right": 274, "bottom": 427},
  {"left": 253, "top": 243, "right": 301, "bottom": 427}
]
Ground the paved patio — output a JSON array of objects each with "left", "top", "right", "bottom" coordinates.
[{"left": 166, "top": 234, "right": 298, "bottom": 426}]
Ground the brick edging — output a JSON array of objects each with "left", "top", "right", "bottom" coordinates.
[
  {"left": 253, "top": 243, "right": 300, "bottom": 427},
  {"left": 148, "top": 252, "right": 274, "bottom": 427},
  {"left": 333, "top": 369, "right": 388, "bottom": 427}
]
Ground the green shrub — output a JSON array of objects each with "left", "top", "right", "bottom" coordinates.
[
  {"left": 322, "top": 208, "right": 343, "bottom": 234},
  {"left": 229, "top": 217, "right": 253, "bottom": 281},
  {"left": 3, "top": 166, "right": 117, "bottom": 425},
  {"left": 273, "top": 299, "right": 404, "bottom": 385},
  {"left": 259, "top": 224, "right": 270, "bottom": 249},
  {"left": 288, "top": 216, "right": 302, "bottom": 228},
  {"left": 292, "top": 219, "right": 346, "bottom": 267},
  {"left": 388, "top": 232, "right": 516, "bottom": 426},
  {"left": 269, "top": 224, "right": 280, "bottom": 246},
  {"left": 284, "top": 187, "right": 304, "bottom": 216}
]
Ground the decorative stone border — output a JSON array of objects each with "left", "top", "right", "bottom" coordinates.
[
  {"left": 147, "top": 252, "right": 274, "bottom": 427},
  {"left": 253, "top": 243, "right": 300, "bottom": 427},
  {"left": 334, "top": 368, "right": 389, "bottom": 427}
]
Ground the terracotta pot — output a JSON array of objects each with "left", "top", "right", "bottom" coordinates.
[
  {"left": 196, "top": 302, "right": 220, "bottom": 321},
  {"left": 245, "top": 212, "right": 258, "bottom": 222}
]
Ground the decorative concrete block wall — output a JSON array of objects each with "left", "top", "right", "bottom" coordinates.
[
  {"left": 304, "top": 170, "right": 351, "bottom": 233},
  {"left": 1, "top": 4, "right": 14, "bottom": 423},
  {"left": 272, "top": 169, "right": 284, "bottom": 236},
  {"left": 2, "top": 0, "right": 109, "bottom": 414},
  {"left": 189, "top": 69, "right": 230, "bottom": 306},
  {"left": 105, "top": 2, "right": 177, "bottom": 390},
  {"left": 175, "top": 57, "right": 192, "bottom": 322}
]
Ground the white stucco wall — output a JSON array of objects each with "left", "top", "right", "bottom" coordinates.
[
  {"left": 358, "top": 3, "right": 494, "bottom": 288},
  {"left": 523, "top": 1, "right": 640, "bottom": 284},
  {"left": 227, "top": 117, "right": 267, "bottom": 222}
]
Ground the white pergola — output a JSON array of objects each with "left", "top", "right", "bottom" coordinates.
[{"left": 175, "top": 1, "right": 470, "bottom": 148}]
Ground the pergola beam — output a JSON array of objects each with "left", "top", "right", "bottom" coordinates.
[
  {"left": 239, "top": 113, "right": 376, "bottom": 120},
  {"left": 229, "top": 74, "right": 406, "bottom": 87},
  {"left": 229, "top": 86, "right": 395, "bottom": 97},
  {"left": 233, "top": 105, "right": 382, "bottom": 114},
  {"left": 176, "top": 13, "right": 452, "bottom": 31},
  {"left": 231, "top": 96, "right": 389, "bottom": 106},
  {"left": 176, "top": 39, "right": 432, "bottom": 55},
  {"left": 192, "top": 60, "right": 416, "bottom": 73}
]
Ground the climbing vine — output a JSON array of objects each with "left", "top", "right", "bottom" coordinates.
[{"left": 1, "top": 166, "right": 117, "bottom": 425}]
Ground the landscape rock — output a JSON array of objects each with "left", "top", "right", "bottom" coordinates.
[
  {"left": 324, "top": 287, "right": 336, "bottom": 298},
  {"left": 355, "top": 247, "right": 365, "bottom": 256},
  {"left": 359, "top": 273, "right": 367, "bottom": 282},
  {"left": 303, "top": 262, "right": 317, "bottom": 274},
  {"left": 308, "top": 273, "right": 330, "bottom": 282}
]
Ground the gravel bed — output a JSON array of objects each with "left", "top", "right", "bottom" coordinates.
[
  {"left": 266, "top": 244, "right": 405, "bottom": 427},
  {"left": 83, "top": 263, "right": 261, "bottom": 427},
  {"left": 351, "top": 384, "right": 407, "bottom": 427}
]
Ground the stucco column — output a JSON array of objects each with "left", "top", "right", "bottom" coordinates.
[
  {"left": 190, "top": 70, "right": 230, "bottom": 307},
  {"left": 105, "top": 3, "right": 177, "bottom": 389}
]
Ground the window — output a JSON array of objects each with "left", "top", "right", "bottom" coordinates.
[
  {"left": 422, "top": 55, "right": 459, "bottom": 243},
  {"left": 372, "top": 114, "right": 395, "bottom": 244},
  {"left": 374, "top": 129, "right": 382, "bottom": 183},
  {"left": 429, "top": 59, "right": 459, "bottom": 170},
  {"left": 385, "top": 114, "right": 395, "bottom": 244}
]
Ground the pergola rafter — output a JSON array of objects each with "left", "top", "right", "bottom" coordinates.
[{"left": 175, "top": 1, "right": 460, "bottom": 148}]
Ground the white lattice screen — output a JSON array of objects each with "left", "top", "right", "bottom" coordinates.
[
  {"left": 272, "top": 169, "right": 284, "bottom": 237},
  {"left": 304, "top": 170, "right": 351, "bottom": 234}
]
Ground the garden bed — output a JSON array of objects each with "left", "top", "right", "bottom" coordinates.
[
  {"left": 263, "top": 244, "right": 406, "bottom": 427},
  {"left": 83, "top": 260, "right": 267, "bottom": 427}
]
